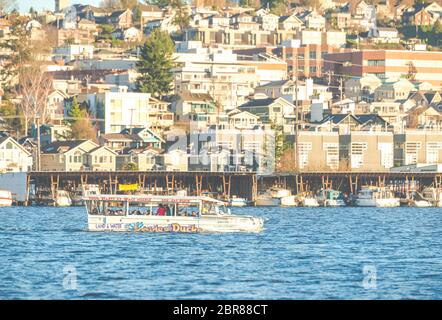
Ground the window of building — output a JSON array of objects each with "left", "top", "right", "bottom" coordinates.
[{"left": 367, "top": 60, "right": 385, "bottom": 66}]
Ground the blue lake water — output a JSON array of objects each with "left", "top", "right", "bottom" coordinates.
[{"left": 0, "top": 205, "right": 442, "bottom": 299}]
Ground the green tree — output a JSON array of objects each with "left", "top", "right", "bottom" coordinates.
[
  {"left": 68, "top": 97, "right": 83, "bottom": 122},
  {"left": 136, "top": 28, "right": 175, "bottom": 98},
  {"left": 0, "top": 99, "right": 23, "bottom": 134},
  {"left": 0, "top": 15, "right": 32, "bottom": 92}
]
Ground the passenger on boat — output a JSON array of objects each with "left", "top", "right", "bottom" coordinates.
[
  {"left": 165, "top": 204, "right": 171, "bottom": 216},
  {"left": 157, "top": 204, "right": 166, "bottom": 216}
]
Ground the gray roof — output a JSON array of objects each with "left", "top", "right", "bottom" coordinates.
[
  {"left": 42, "top": 140, "right": 88, "bottom": 154},
  {"left": 239, "top": 98, "right": 277, "bottom": 108}
]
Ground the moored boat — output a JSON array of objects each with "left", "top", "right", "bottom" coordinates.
[
  {"left": 295, "top": 192, "right": 319, "bottom": 207},
  {"left": 229, "top": 196, "right": 249, "bottom": 207},
  {"left": 0, "top": 189, "right": 13, "bottom": 207},
  {"left": 316, "top": 189, "right": 346, "bottom": 207},
  {"left": 280, "top": 195, "right": 297, "bottom": 207},
  {"left": 421, "top": 187, "right": 442, "bottom": 207},
  {"left": 354, "top": 186, "right": 400, "bottom": 207},
  {"left": 83, "top": 195, "right": 264, "bottom": 233},
  {"left": 56, "top": 190, "right": 72, "bottom": 207}
]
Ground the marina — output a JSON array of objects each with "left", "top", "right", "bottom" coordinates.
[{"left": 6, "top": 171, "right": 441, "bottom": 208}]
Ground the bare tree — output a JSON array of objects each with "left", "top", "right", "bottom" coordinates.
[{"left": 15, "top": 63, "right": 53, "bottom": 136}]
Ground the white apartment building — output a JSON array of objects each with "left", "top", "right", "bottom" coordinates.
[
  {"left": 174, "top": 45, "right": 258, "bottom": 110},
  {"left": 174, "top": 41, "right": 287, "bottom": 110},
  {"left": 53, "top": 44, "right": 94, "bottom": 63},
  {"left": 87, "top": 92, "right": 173, "bottom": 134}
]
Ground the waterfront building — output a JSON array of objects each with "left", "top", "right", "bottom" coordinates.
[
  {"left": 339, "top": 131, "right": 394, "bottom": 171},
  {"left": 295, "top": 131, "right": 340, "bottom": 171},
  {"left": 394, "top": 131, "right": 442, "bottom": 166}
]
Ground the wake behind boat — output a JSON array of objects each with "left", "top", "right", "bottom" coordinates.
[{"left": 83, "top": 194, "right": 264, "bottom": 233}]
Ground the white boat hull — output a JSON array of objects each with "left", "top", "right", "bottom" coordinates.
[
  {"left": 0, "top": 190, "right": 13, "bottom": 207},
  {"left": 230, "top": 198, "right": 248, "bottom": 207},
  {"left": 324, "top": 199, "right": 346, "bottom": 207},
  {"left": 411, "top": 200, "right": 432, "bottom": 208},
  {"left": 280, "top": 196, "right": 297, "bottom": 207},
  {"left": 56, "top": 197, "right": 72, "bottom": 207},
  {"left": 355, "top": 198, "right": 400, "bottom": 207},
  {"left": 301, "top": 198, "right": 319, "bottom": 207},
  {"left": 0, "top": 199, "right": 12, "bottom": 207},
  {"left": 255, "top": 197, "right": 280, "bottom": 206},
  {"left": 88, "top": 215, "right": 264, "bottom": 233}
]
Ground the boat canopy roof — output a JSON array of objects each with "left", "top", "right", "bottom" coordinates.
[{"left": 83, "top": 194, "right": 226, "bottom": 205}]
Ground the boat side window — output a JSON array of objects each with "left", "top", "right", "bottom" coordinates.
[
  {"left": 128, "top": 202, "right": 150, "bottom": 215},
  {"left": 201, "top": 203, "right": 216, "bottom": 216},
  {"left": 103, "top": 202, "right": 125, "bottom": 216}
]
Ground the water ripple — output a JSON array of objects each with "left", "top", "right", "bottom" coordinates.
[{"left": 1, "top": 206, "right": 442, "bottom": 299}]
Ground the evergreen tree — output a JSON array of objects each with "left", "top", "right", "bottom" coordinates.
[
  {"left": 68, "top": 97, "right": 83, "bottom": 122},
  {"left": 136, "top": 28, "right": 175, "bottom": 98}
]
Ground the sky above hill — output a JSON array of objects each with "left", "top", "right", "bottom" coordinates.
[{"left": 19, "top": 1, "right": 101, "bottom": 13}]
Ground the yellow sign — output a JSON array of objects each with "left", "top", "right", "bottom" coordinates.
[{"left": 118, "top": 184, "right": 139, "bottom": 191}]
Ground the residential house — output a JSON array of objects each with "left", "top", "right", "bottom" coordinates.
[
  {"left": 120, "top": 127, "right": 165, "bottom": 149},
  {"left": 279, "top": 14, "right": 304, "bottom": 30},
  {"left": 47, "top": 90, "right": 69, "bottom": 124},
  {"left": 345, "top": 74, "right": 382, "bottom": 102},
  {"left": 238, "top": 95, "right": 295, "bottom": 126},
  {"left": 406, "top": 105, "right": 442, "bottom": 129},
  {"left": 108, "top": 9, "right": 133, "bottom": 29},
  {"left": 313, "top": 113, "right": 361, "bottom": 134},
  {"left": 255, "top": 79, "right": 331, "bottom": 104},
  {"left": 40, "top": 140, "right": 116, "bottom": 171},
  {"left": 117, "top": 148, "right": 163, "bottom": 171},
  {"left": 369, "top": 101, "right": 405, "bottom": 129},
  {"left": 99, "top": 133, "right": 143, "bottom": 153},
  {"left": 227, "top": 109, "right": 261, "bottom": 129},
  {"left": 84, "top": 146, "right": 117, "bottom": 171},
  {"left": 0, "top": 137, "right": 33, "bottom": 173},
  {"left": 331, "top": 99, "right": 357, "bottom": 114},
  {"left": 257, "top": 12, "right": 279, "bottom": 31},
  {"left": 299, "top": 11, "right": 326, "bottom": 30},
  {"left": 138, "top": 4, "right": 163, "bottom": 28},
  {"left": 374, "top": 78, "right": 416, "bottom": 101},
  {"left": 164, "top": 148, "right": 188, "bottom": 172},
  {"left": 368, "top": 27, "right": 400, "bottom": 43}
]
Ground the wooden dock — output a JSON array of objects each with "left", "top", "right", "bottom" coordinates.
[
  {"left": 25, "top": 171, "right": 442, "bottom": 205},
  {"left": 28, "top": 171, "right": 258, "bottom": 204}
]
